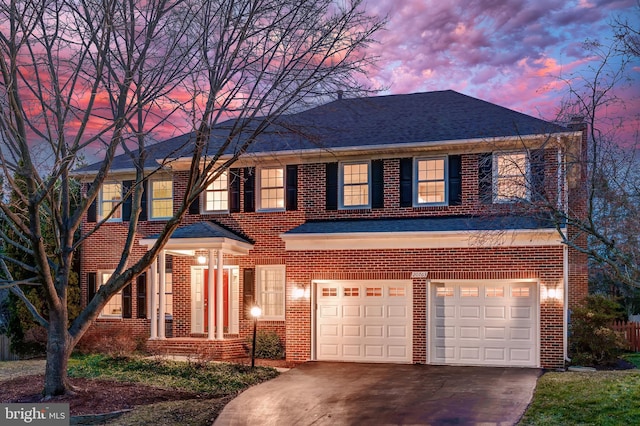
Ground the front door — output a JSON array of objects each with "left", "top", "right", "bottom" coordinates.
[{"left": 191, "top": 267, "right": 229, "bottom": 334}]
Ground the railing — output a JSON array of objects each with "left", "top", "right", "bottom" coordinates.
[
  {"left": 0, "top": 334, "right": 20, "bottom": 361},
  {"left": 612, "top": 321, "right": 640, "bottom": 352}
]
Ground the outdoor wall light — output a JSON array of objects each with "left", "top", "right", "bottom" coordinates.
[
  {"left": 197, "top": 255, "right": 207, "bottom": 265},
  {"left": 250, "top": 306, "right": 262, "bottom": 368},
  {"left": 292, "top": 284, "right": 308, "bottom": 299},
  {"left": 543, "top": 285, "right": 562, "bottom": 302}
]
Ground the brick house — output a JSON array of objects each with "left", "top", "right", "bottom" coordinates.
[{"left": 79, "top": 90, "right": 587, "bottom": 368}]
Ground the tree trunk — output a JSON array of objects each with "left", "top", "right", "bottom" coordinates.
[{"left": 43, "top": 308, "right": 73, "bottom": 397}]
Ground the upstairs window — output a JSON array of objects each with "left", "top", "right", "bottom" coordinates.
[
  {"left": 99, "top": 182, "right": 122, "bottom": 222},
  {"left": 415, "top": 157, "right": 446, "bottom": 205},
  {"left": 340, "top": 161, "right": 370, "bottom": 208},
  {"left": 149, "top": 178, "right": 173, "bottom": 219},
  {"left": 493, "top": 152, "right": 529, "bottom": 202},
  {"left": 259, "top": 167, "right": 285, "bottom": 211},
  {"left": 204, "top": 171, "right": 229, "bottom": 212}
]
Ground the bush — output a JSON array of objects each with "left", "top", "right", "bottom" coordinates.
[
  {"left": 75, "top": 328, "right": 138, "bottom": 358},
  {"left": 569, "top": 294, "right": 629, "bottom": 366},
  {"left": 245, "top": 330, "right": 285, "bottom": 359}
]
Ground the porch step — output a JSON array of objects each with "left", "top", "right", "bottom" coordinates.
[{"left": 146, "top": 338, "right": 247, "bottom": 360}]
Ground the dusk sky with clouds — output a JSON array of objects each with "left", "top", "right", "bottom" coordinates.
[{"left": 362, "top": 0, "right": 639, "bottom": 143}]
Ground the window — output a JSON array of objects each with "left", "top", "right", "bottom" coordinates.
[
  {"left": 436, "top": 287, "right": 454, "bottom": 297},
  {"left": 204, "top": 171, "right": 229, "bottom": 212},
  {"left": 493, "top": 152, "right": 529, "bottom": 202},
  {"left": 341, "top": 161, "right": 370, "bottom": 208},
  {"left": 415, "top": 157, "right": 446, "bottom": 205},
  {"left": 389, "top": 287, "right": 406, "bottom": 297},
  {"left": 257, "top": 265, "right": 285, "bottom": 319},
  {"left": 100, "top": 182, "right": 122, "bottom": 221},
  {"left": 344, "top": 287, "right": 359, "bottom": 296},
  {"left": 322, "top": 287, "right": 338, "bottom": 297},
  {"left": 150, "top": 178, "right": 173, "bottom": 219},
  {"left": 512, "top": 286, "right": 531, "bottom": 297},
  {"left": 486, "top": 287, "right": 504, "bottom": 297},
  {"left": 259, "top": 167, "right": 285, "bottom": 210},
  {"left": 461, "top": 287, "right": 479, "bottom": 297},
  {"left": 98, "top": 271, "right": 121, "bottom": 318},
  {"left": 366, "top": 287, "right": 382, "bottom": 297}
]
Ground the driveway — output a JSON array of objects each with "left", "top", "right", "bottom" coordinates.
[{"left": 214, "top": 362, "right": 540, "bottom": 425}]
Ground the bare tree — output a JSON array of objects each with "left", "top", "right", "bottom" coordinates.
[{"left": 0, "top": 0, "right": 383, "bottom": 396}]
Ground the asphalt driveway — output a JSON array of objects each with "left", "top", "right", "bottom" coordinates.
[{"left": 214, "top": 362, "right": 540, "bottom": 425}]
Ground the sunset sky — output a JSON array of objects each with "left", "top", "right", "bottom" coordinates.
[{"left": 363, "top": 0, "right": 640, "bottom": 144}]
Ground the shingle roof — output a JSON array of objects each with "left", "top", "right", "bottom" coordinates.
[
  {"left": 146, "top": 221, "right": 252, "bottom": 244},
  {"left": 284, "top": 215, "right": 556, "bottom": 235},
  {"left": 79, "top": 90, "right": 567, "bottom": 172}
]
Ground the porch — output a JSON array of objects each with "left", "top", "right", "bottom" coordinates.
[{"left": 146, "top": 336, "right": 248, "bottom": 360}]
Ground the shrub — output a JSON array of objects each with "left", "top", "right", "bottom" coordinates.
[
  {"left": 245, "top": 330, "right": 285, "bottom": 359},
  {"left": 75, "top": 328, "right": 138, "bottom": 358},
  {"left": 569, "top": 294, "right": 629, "bottom": 366}
]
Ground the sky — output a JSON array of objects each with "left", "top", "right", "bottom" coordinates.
[{"left": 361, "top": 0, "right": 640, "bottom": 145}]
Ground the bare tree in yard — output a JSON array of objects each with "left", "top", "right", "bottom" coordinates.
[{"left": 0, "top": 0, "right": 383, "bottom": 396}]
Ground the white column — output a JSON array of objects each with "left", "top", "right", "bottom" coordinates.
[
  {"left": 158, "top": 250, "right": 166, "bottom": 339},
  {"left": 207, "top": 250, "right": 215, "bottom": 340},
  {"left": 150, "top": 259, "right": 158, "bottom": 339},
  {"left": 216, "top": 249, "right": 224, "bottom": 341}
]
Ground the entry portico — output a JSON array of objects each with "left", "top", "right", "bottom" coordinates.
[{"left": 139, "top": 221, "right": 253, "bottom": 341}]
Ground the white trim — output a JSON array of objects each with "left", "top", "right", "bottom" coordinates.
[
  {"left": 257, "top": 165, "right": 286, "bottom": 212},
  {"left": 339, "top": 160, "right": 371, "bottom": 209},
  {"left": 414, "top": 156, "right": 448, "bottom": 207},
  {"left": 99, "top": 182, "right": 123, "bottom": 222},
  {"left": 282, "top": 228, "right": 564, "bottom": 251},
  {"left": 148, "top": 177, "right": 174, "bottom": 221},
  {"left": 139, "top": 237, "right": 252, "bottom": 256}
]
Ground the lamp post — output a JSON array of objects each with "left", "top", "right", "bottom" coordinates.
[{"left": 250, "top": 306, "right": 262, "bottom": 368}]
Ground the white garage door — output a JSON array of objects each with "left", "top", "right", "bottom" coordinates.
[
  {"left": 315, "top": 280, "right": 412, "bottom": 363},
  {"left": 431, "top": 281, "right": 538, "bottom": 367}
]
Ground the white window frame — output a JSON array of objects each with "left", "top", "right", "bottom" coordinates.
[
  {"left": 99, "top": 182, "right": 122, "bottom": 222},
  {"left": 339, "top": 160, "right": 371, "bottom": 209},
  {"left": 258, "top": 166, "right": 285, "bottom": 212},
  {"left": 256, "top": 265, "right": 286, "bottom": 320},
  {"left": 493, "top": 152, "right": 530, "bottom": 203},
  {"left": 98, "top": 270, "right": 121, "bottom": 318},
  {"left": 149, "top": 177, "right": 173, "bottom": 220},
  {"left": 414, "top": 156, "right": 448, "bottom": 206},
  {"left": 203, "top": 171, "right": 229, "bottom": 213}
]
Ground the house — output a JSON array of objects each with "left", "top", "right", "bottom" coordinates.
[{"left": 78, "top": 90, "right": 587, "bottom": 368}]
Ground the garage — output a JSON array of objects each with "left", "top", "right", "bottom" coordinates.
[
  {"left": 315, "top": 280, "right": 413, "bottom": 363},
  {"left": 430, "top": 281, "right": 538, "bottom": 367}
]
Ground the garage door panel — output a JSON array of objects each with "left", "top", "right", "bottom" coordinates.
[
  {"left": 431, "top": 281, "right": 537, "bottom": 367},
  {"left": 316, "top": 280, "right": 412, "bottom": 363}
]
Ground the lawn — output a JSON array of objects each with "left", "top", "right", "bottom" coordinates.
[{"left": 519, "top": 358, "right": 640, "bottom": 425}]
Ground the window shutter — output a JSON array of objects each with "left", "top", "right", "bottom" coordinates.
[
  {"left": 243, "top": 268, "right": 256, "bottom": 320},
  {"left": 122, "top": 180, "right": 133, "bottom": 221},
  {"left": 325, "top": 162, "right": 338, "bottom": 210},
  {"left": 372, "top": 159, "right": 384, "bottom": 209},
  {"left": 87, "top": 198, "right": 97, "bottom": 223},
  {"left": 478, "top": 153, "right": 493, "bottom": 204},
  {"left": 188, "top": 194, "right": 200, "bottom": 214},
  {"left": 244, "top": 167, "right": 255, "bottom": 212},
  {"left": 122, "top": 283, "right": 132, "bottom": 318},
  {"left": 230, "top": 168, "right": 241, "bottom": 213},
  {"left": 136, "top": 273, "right": 147, "bottom": 319},
  {"left": 448, "top": 155, "right": 462, "bottom": 206},
  {"left": 399, "top": 158, "right": 413, "bottom": 207},
  {"left": 139, "top": 180, "right": 148, "bottom": 222},
  {"left": 87, "top": 272, "right": 96, "bottom": 306},
  {"left": 530, "top": 149, "right": 546, "bottom": 200},
  {"left": 286, "top": 165, "right": 298, "bottom": 211}
]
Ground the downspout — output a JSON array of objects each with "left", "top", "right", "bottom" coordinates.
[{"left": 559, "top": 142, "right": 571, "bottom": 364}]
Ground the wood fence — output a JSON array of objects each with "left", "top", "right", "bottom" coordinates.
[
  {"left": 612, "top": 321, "right": 640, "bottom": 352},
  {"left": 0, "top": 333, "right": 20, "bottom": 361}
]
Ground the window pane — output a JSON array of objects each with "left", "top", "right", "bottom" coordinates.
[
  {"left": 259, "top": 266, "right": 284, "bottom": 318},
  {"left": 495, "top": 153, "right": 528, "bottom": 201},
  {"left": 99, "top": 272, "right": 122, "bottom": 317},
  {"left": 416, "top": 158, "right": 445, "bottom": 205},
  {"left": 101, "top": 183, "right": 122, "bottom": 220},
  {"left": 259, "top": 168, "right": 285, "bottom": 210},
  {"left": 204, "top": 172, "right": 228, "bottom": 212}
]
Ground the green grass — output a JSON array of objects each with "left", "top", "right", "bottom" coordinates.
[
  {"left": 622, "top": 352, "right": 640, "bottom": 368},
  {"left": 519, "top": 369, "right": 640, "bottom": 425},
  {"left": 68, "top": 354, "right": 279, "bottom": 396}
]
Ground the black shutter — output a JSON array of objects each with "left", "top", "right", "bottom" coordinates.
[
  {"left": 122, "top": 283, "right": 132, "bottom": 318},
  {"left": 478, "top": 153, "right": 493, "bottom": 204},
  {"left": 189, "top": 194, "right": 200, "bottom": 214},
  {"left": 530, "top": 149, "right": 546, "bottom": 200},
  {"left": 243, "top": 268, "right": 256, "bottom": 320},
  {"left": 87, "top": 198, "right": 97, "bottom": 223},
  {"left": 325, "top": 162, "right": 338, "bottom": 210},
  {"left": 230, "top": 168, "right": 241, "bottom": 213},
  {"left": 122, "top": 180, "right": 133, "bottom": 221},
  {"left": 139, "top": 180, "right": 148, "bottom": 222},
  {"left": 372, "top": 159, "right": 384, "bottom": 209},
  {"left": 286, "top": 165, "right": 298, "bottom": 211},
  {"left": 87, "top": 272, "right": 96, "bottom": 306},
  {"left": 136, "top": 273, "right": 147, "bottom": 319},
  {"left": 244, "top": 167, "right": 255, "bottom": 212},
  {"left": 399, "top": 158, "right": 413, "bottom": 207},
  {"left": 448, "top": 155, "right": 462, "bottom": 206}
]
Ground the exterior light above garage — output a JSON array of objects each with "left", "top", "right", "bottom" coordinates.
[{"left": 292, "top": 284, "right": 308, "bottom": 299}]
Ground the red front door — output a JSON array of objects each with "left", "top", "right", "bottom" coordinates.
[{"left": 203, "top": 269, "right": 229, "bottom": 331}]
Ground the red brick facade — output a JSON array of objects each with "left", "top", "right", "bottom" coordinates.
[{"left": 81, "top": 133, "right": 588, "bottom": 369}]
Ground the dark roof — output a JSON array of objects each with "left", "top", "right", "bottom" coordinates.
[
  {"left": 80, "top": 90, "right": 567, "bottom": 172},
  {"left": 146, "top": 221, "right": 252, "bottom": 244},
  {"left": 284, "top": 215, "right": 556, "bottom": 235}
]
